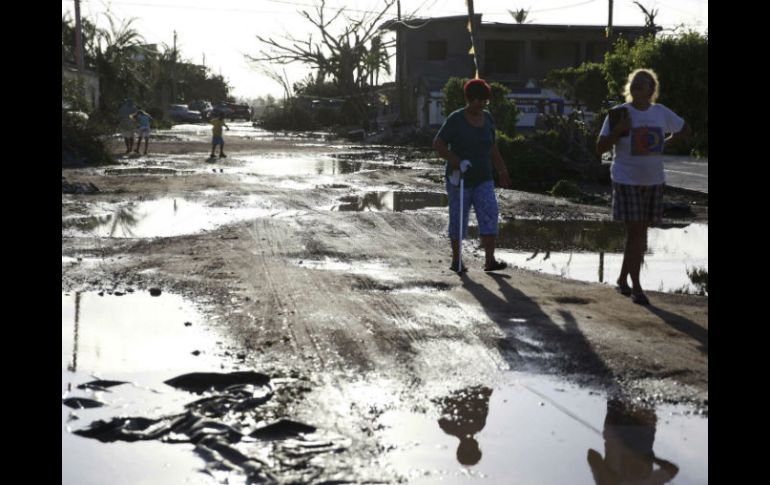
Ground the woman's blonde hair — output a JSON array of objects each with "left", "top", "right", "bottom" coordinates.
[{"left": 623, "top": 68, "right": 660, "bottom": 103}]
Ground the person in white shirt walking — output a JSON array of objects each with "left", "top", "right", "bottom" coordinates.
[{"left": 596, "top": 68, "right": 690, "bottom": 305}]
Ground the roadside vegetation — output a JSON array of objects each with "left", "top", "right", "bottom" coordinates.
[
  {"left": 62, "top": 12, "right": 233, "bottom": 164},
  {"left": 443, "top": 29, "right": 707, "bottom": 193}
]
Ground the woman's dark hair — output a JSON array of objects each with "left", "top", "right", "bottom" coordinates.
[{"left": 463, "top": 78, "right": 491, "bottom": 100}]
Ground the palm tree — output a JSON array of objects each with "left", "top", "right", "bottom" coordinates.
[
  {"left": 363, "top": 35, "right": 391, "bottom": 88},
  {"left": 93, "top": 14, "right": 147, "bottom": 115},
  {"left": 62, "top": 14, "right": 99, "bottom": 67},
  {"left": 633, "top": 1, "right": 661, "bottom": 38},
  {"left": 508, "top": 8, "right": 531, "bottom": 24}
]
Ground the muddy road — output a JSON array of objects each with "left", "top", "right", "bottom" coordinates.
[{"left": 62, "top": 123, "right": 708, "bottom": 484}]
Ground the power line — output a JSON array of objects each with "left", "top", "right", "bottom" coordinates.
[
  {"left": 69, "top": 0, "right": 397, "bottom": 16},
  {"left": 263, "top": 0, "right": 392, "bottom": 14},
  {"left": 408, "top": 0, "right": 438, "bottom": 16},
  {"left": 654, "top": 0, "right": 707, "bottom": 18},
  {"left": 68, "top": 0, "right": 304, "bottom": 15},
  {"left": 529, "top": 0, "right": 599, "bottom": 14},
  {"left": 394, "top": 0, "right": 602, "bottom": 16}
]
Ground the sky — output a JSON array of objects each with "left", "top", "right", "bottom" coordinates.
[{"left": 62, "top": 0, "right": 708, "bottom": 101}]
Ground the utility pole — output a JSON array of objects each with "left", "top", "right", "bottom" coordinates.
[
  {"left": 466, "top": 0, "right": 479, "bottom": 79},
  {"left": 607, "top": 0, "right": 614, "bottom": 40},
  {"left": 74, "top": 0, "right": 85, "bottom": 70},
  {"left": 396, "top": 0, "right": 405, "bottom": 122},
  {"left": 172, "top": 30, "right": 178, "bottom": 103}
]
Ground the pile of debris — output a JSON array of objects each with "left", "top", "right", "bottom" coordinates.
[{"left": 62, "top": 177, "right": 100, "bottom": 194}]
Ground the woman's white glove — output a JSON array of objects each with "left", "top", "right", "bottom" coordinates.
[{"left": 449, "top": 160, "right": 472, "bottom": 186}]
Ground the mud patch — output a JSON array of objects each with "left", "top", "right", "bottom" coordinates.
[
  {"left": 553, "top": 296, "right": 594, "bottom": 305},
  {"left": 351, "top": 276, "right": 452, "bottom": 293},
  {"left": 294, "top": 257, "right": 400, "bottom": 282},
  {"left": 63, "top": 178, "right": 100, "bottom": 194},
  {"left": 316, "top": 183, "right": 351, "bottom": 189},
  {"left": 334, "top": 191, "right": 447, "bottom": 212},
  {"left": 164, "top": 371, "right": 270, "bottom": 393},
  {"left": 329, "top": 150, "right": 393, "bottom": 162},
  {"left": 104, "top": 167, "right": 191, "bottom": 176},
  {"left": 63, "top": 397, "right": 105, "bottom": 409}
]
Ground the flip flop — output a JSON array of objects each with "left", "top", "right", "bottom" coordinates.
[
  {"left": 483, "top": 260, "right": 508, "bottom": 272},
  {"left": 615, "top": 285, "right": 632, "bottom": 296},
  {"left": 449, "top": 263, "right": 468, "bottom": 273}
]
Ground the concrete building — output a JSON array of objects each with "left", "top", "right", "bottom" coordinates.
[
  {"left": 381, "top": 15, "right": 649, "bottom": 128},
  {"left": 62, "top": 64, "right": 100, "bottom": 111}
]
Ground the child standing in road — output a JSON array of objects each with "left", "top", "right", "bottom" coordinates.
[
  {"left": 131, "top": 108, "right": 153, "bottom": 155},
  {"left": 209, "top": 113, "right": 230, "bottom": 158},
  {"left": 118, "top": 98, "right": 136, "bottom": 154}
]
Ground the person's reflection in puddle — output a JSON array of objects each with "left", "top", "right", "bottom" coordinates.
[
  {"left": 436, "top": 385, "right": 492, "bottom": 466},
  {"left": 587, "top": 399, "right": 679, "bottom": 484}
]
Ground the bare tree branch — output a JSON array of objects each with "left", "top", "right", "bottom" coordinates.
[{"left": 246, "top": 0, "right": 395, "bottom": 92}]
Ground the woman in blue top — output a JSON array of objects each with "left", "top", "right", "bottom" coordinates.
[{"left": 433, "top": 79, "right": 512, "bottom": 273}]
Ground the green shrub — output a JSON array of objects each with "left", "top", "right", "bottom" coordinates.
[
  {"left": 441, "top": 77, "right": 519, "bottom": 137},
  {"left": 603, "top": 32, "right": 708, "bottom": 156},
  {"left": 62, "top": 111, "right": 113, "bottom": 166},
  {"left": 497, "top": 131, "right": 581, "bottom": 192},
  {"left": 261, "top": 102, "right": 320, "bottom": 131},
  {"left": 546, "top": 63, "right": 608, "bottom": 112}
]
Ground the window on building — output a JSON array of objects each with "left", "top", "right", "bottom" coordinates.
[
  {"left": 585, "top": 42, "right": 608, "bottom": 63},
  {"left": 533, "top": 41, "right": 551, "bottom": 61},
  {"left": 532, "top": 40, "right": 582, "bottom": 67},
  {"left": 484, "top": 40, "right": 522, "bottom": 74},
  {"left": 427, "top": 41, "right": 447, "bottom": 61}
]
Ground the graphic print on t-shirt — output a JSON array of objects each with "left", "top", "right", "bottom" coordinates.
[{"left": 630, "top": 126, "right": 664, "bottom": 156}]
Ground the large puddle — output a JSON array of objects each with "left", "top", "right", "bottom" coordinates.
[
  {"left": 470, "top": 221, "right": 708, "bottom": 295},
  {"left": 62, "top": 292, "right": 224, "bottom": 484},
  {"left": 61, "top": 293, "right": 707, "bottom": 483},
  {"left": 376, "top": 372, "right": 707, "bottom": 484},
  {"left": 62, "top": 197, "right": 289, "bottom": 238},
  {"left": 334, "top": 191, "right": 447, "bottom": 212},
  {"left": 236, "top": 149, "right": 415, "bottom": 177},
  {"left": 62, "top": 292, "right": 340, "bottom": 484},
  {"left": 155, "top": 123, "right": 334, "bottom": 142},
  {"left": 234, "top": 153, "right": 365, "bottom": 176}
]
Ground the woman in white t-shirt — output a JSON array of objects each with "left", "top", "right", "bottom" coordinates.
[{"left": 596, "top": 68, "right": 690, "bottom": 305}]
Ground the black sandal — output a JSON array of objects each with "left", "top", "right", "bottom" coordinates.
[
  {"left": 615, "top": 284, "right": 632, "bottom": 296},
  {"left": 449, "top": 263, "right": 468, "bottom": 273},
  {"left": 483, "top": 260, "right": 508, "bottom": 272}
]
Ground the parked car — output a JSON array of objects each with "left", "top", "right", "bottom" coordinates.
[
  {"left": 212, "top": 102, "right": 251, "bottom": 121},
  {"left": 188, "top": 100, "right": 213, "bottom": 120},
  {"left": 167, "top": 104, "right": 202, "bottom": 123}
]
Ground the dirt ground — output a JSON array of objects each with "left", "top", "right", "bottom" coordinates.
[{"left": 62, "top": 134, "right": 708, "bottom": 480}]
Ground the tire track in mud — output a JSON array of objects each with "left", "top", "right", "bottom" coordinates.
[
  {"left": 351, "top": 211, "right": 519, "bottom": 378},
  {"left": 343, "top": 211, "right": 444, "bottom": 361},
  {"left": 324, "top": 210, "right": 508, "bottom": 384},
  {"left": 225, "top": 214, "right": 406, "bottom": 375},
  {"left": 229, "top": 210, "right": 440, "bottom": 381},
  {"left": 230, "top": 217, "right": 331, "bottom": 370}
]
